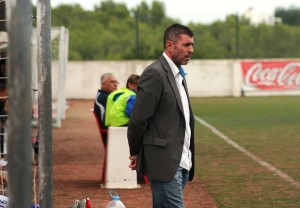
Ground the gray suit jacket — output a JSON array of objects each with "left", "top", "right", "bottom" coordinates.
[{"left": 127, "top": 55, "right": 195, "bottom": 181}]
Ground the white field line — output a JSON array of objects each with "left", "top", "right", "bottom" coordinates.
[{"left": 194, "top": 115, "right": 300, "bottom": 189}]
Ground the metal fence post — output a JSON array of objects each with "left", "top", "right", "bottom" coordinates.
[
  {"left": 37, "top": 0, "right": 53, "bottom": 207},
  {"left": 6, "top": 0, "right": 33, "bottom": 207}
]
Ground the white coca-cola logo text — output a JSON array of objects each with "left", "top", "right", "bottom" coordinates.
[{"left": 244, "top": 62, "right": 300, "bottom": 89}]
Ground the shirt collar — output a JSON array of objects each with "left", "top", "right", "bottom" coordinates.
[
  {"left": 163, "top": 53, "right": 187, "bottom": 78},
  {"left": 163, "top": 53, "right": 180, "bottom": 78},
  {"left": 178, "top": 66, "right": 187, "bottom": 78}
]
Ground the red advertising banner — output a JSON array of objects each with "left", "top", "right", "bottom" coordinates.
[{"left": 241, "top": 60, "right": 300, "bottom": 90}]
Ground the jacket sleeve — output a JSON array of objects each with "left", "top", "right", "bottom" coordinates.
[
  {"left": 127, "top": 66, "right": 163, "bottom": 156},
  {"left": 125, "top": 95, "right": 136, "bottom": 117}
]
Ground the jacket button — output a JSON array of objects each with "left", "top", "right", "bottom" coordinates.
[{"left": 181, "top": 141, "right": 184, "bottom": 144}]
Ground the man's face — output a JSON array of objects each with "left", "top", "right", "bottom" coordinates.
[
  {"left": 102, "top": 76, "right": 118, "bottom": 93},
  {"left": 167, "top": 34, "right": 194, "bottom": 66}
]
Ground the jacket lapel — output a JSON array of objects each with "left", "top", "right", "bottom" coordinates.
[
  {"left": 182, "top": 79, "right": 189, "bottom": 96},
  {"left": 159, "top": 56, "right": 184, "bottom": 115}
]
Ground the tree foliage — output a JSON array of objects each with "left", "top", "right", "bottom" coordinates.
[
  {"left": 275, "top": 6, "right": 300, "bottom": 26},
  {"left": 50, "top": 1, "right": 300, "bottom": 60}
]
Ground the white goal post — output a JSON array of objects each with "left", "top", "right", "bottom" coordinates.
[{"left": 32, "top": 26, "right": 69, "bottom": 127}]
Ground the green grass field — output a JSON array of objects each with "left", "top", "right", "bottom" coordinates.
[{"left": 191, "top": 96, "right": 300, "bottom": 208}]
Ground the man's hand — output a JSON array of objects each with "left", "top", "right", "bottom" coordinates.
[{"left": 128, "top": 155, "right": 138, "bottom": 170}]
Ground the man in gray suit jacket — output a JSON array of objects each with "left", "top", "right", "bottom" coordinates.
[{"left": 128, "top": 23, "right": 195, "bottom": 208}]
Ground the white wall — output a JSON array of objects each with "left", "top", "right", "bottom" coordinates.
[
  {"left": 52, "top": 59, "right": 300, "bottom": 99},
  {"left": 186, "top": 60, "right": 236, "bottom": 97},
  {"left": 56, "top": 60, "right": 153, "bottom": 99}
]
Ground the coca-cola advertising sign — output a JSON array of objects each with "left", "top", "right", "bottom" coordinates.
[{"left": 241, "top": 61, "right": 300, "bottom": 90}]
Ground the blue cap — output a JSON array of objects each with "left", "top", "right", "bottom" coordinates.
[{"left": 109, "top": 190, "right": 120, "bottom": 200}]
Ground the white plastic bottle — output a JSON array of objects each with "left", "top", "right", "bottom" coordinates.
[{"left": 105, "top": 190, "right": 126, "bottom": 208}]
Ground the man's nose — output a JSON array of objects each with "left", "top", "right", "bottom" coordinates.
[{"left": 189, "top": 46, "right": 194, "bottom": 53}]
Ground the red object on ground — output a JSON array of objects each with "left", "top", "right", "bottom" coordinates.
[{"left": 86, "top": 197, "right": 91, "bottom": 208}]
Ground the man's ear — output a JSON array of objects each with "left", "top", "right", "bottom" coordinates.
[{"left": 166, "top": 40, "right": 173, "bottom": 51}]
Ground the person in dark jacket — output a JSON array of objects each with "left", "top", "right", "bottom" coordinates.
[
  {"left": 128, "top": 23, "right": 195, "bottom": 208},
  {"left": 93, "top": 73, "right": 118, "bottom": 146}
]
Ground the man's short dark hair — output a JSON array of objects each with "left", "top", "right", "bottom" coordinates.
[
  {"left": 126, "top": 74, "right": 140, "bottom": 88},
  {"left": 163, "top": 23, "right": 194, "bottom": 48}
]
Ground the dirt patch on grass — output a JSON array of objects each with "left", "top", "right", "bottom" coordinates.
[{"left": 53, "top": 99, "right": 218, "bottom": 208}]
